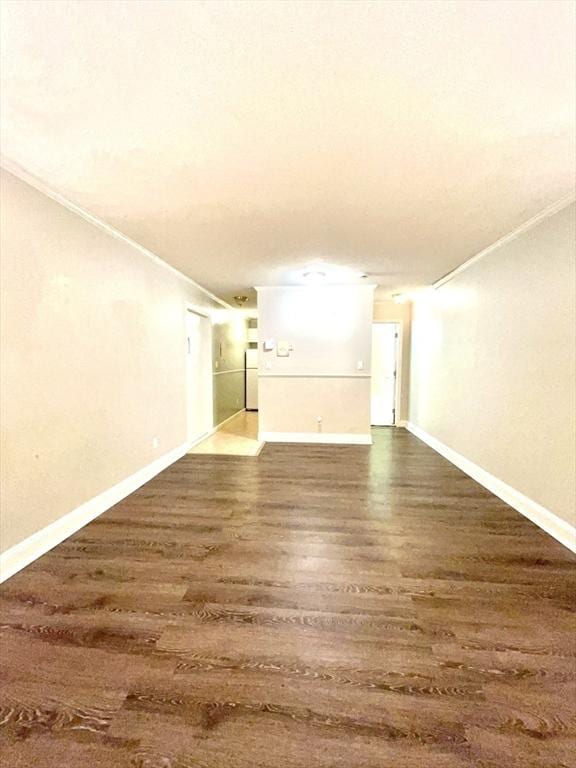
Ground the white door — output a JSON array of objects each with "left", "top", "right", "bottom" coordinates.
[
  {"left": 186, "top": 310, "right": 213, "bottom": 444},
  {"left": 371, "top": 323, "right": 398, "bottom": 426}
]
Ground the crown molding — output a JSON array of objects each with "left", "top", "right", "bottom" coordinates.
[
  {"left": 433, "top": 192, "right": 576, "bottom": 290},
  {"left": 0, "top": 156, "right": 233, "bottom": 310}
]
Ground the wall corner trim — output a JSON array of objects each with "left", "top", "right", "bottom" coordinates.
[
  {"left": 0, "top": 442, "right": 190, "bottom": 583},
  {"left": 405, "top": 422, "right": 576, "bottom": 553},
  {"left": 259, "top": 431, "right": 372, "bottom": 445}
]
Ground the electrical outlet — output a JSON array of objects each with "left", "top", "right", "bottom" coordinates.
[{"left": 152, "top": 436, "right": 159, "bottom": 449}]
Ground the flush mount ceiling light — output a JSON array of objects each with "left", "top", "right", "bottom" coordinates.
[
  {"left": 233, "top": 295, "right": 248, "bottom": 306},
  {"left": 302, "top": 270, "right": 327, "bottom": 283},
  {"left": 299, "top": 265, "right": 369, "bottom": 284}
]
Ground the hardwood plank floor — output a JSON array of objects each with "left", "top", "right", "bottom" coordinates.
[{"left": 1, "top": 428, "right": 574, "bottom": 767}]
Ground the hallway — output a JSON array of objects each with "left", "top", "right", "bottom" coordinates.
[
  {"left": 1, "top": 429, "right": 573, "bottom": 767},
  {"left": 189, "top": 410, "right": 262, "bottom": 456}
]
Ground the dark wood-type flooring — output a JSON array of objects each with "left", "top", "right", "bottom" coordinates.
[{"left": 1, "top": 428, "right": 575, "bottom": 767}]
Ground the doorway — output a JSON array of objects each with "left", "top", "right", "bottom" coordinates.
[
  {"left": 186, "top": 308, "right": 213, "bottom": 445},
  {"left": 371, "top": 322, "right": 399, "bottom": 426}
]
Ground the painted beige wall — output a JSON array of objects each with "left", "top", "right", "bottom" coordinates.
[
  {"left": 0, "top": 169, "right": 230, "bottom": 553},
  {"left": 409, "top": 202, "right": 576, "bottom": 526},
  {"left": 258, "top": 377, "right": 371, "bottom": 436},
  {"left": 373, "top": 300, "right": 412, "bottom": 423},
  {"left": 256, "top": 285, "right": 374, "bottom": 438}
]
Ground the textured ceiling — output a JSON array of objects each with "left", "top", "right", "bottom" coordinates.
[{"left": 1, "top": 0, "right": 574, "bottom": 305}]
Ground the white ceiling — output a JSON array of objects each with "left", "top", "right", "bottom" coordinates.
[{"left": 1, "top": 0, "right": 574, "bottom": 306}]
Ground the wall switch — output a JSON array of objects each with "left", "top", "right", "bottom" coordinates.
[
  {"left": 152, "top": 437, "right": 159, "bottom": 449},
  {"left": 356, "top": 360, "right": 364, "bottom": 370},
  {"left": 265, "top": 361, "right": 272, "bottom": 370},
  {"left": 263, "top": 339, "right": 275, "bottom": 351},
  {"left": 277, "top": 340, "right": 290, "bottom": 357}
]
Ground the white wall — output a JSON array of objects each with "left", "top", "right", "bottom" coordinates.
[
  {"left": 0, "top": 168, "right": 226, "bottom": 555},
  {"left": 409, "top": 202, "right": 576, "bottom": 527},
  {"left": 256, "top": 285, "right": 375, "bottom": 442}
]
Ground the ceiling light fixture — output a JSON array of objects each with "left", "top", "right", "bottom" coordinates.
[
  {"left": 233, "top": 295, "right": 248, "bottom": 306},
  {"left": 302, "top": 270, "right": 327, "bottom": 283}
]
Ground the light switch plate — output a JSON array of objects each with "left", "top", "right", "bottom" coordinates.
[{"left": 277, "top": 340, "right": 290, "bottom": 357}]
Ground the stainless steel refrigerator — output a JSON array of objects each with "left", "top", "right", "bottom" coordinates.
[{"left": 246, "top": 348, "right": 258, "bottom": 410}]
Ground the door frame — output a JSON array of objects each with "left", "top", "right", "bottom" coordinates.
[
  {"left": 185, "top": 304, "right": 214, "bottom": 445},
  {"left": 371, "top": 321, "right": 402, "bottom": 426}
]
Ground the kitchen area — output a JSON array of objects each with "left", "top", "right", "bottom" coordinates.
[{"left": 189, "top": 314, "right": 262, "bottom": 456}]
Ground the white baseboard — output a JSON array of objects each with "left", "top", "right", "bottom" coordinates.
[
  {"left": 397, "top": 420, "right": 408, "bottom": 427},
  {"left": 216, "top": 408, "right": 246, "bottom": 431},
  {"left": 259, "top": 431, "right": 373, "bottom": 445},
  {"left": 406, "top": 422, "right": 576, "bottom": 553},
  {"left": 188, "top": 429, "right": 216, "bottom": 450},
  {"left": 187, "top": 409, "right": 247, "bottom": 452},
  {"left": 0, "top": 442, "right": 190, "bottom": 583}
]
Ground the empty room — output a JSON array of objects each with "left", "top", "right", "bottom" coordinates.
[{"left": 0, "top": 1, "right": 575, "bottom": 767}]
